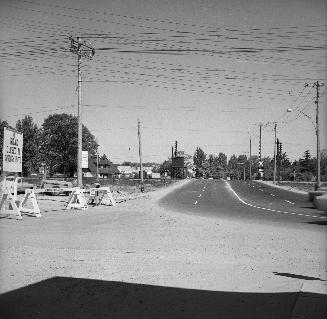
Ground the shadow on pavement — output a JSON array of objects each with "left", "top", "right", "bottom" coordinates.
[
  {"left": 273, "top": 272, "right": 325, "bottom": 281},
  {"left": 307, "top": 220, "right": 327, "bottom": 226},
  {"left": 0, "top": 277, "right": 326, "bottom": 318}
]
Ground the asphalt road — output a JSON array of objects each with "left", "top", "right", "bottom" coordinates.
[{"left": 159, "top": 179, "right": 327, "bottom": 227}]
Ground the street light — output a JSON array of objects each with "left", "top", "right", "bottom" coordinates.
[{"left": 287, "top": 108, "right": 320, "bottom": 189}]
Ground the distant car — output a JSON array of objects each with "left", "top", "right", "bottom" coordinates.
[{"left": 4, "top": 176, "right": 35, "bottom": 194}]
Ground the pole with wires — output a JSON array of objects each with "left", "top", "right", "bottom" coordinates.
[
  {"left": 273, "top": 122, "right": 277, "bottom": 184},
  {"left": 314, "top": 81, "right": 324, "bottom": 190},
  {"left": 138, "top": 119, "right": 144, "bottom": 193},
  {"left": 249, "top": 136, "right": 252, "bottom": 180},
  {"left": 69, "top": 36, "right": 95, "bottom": 187}
]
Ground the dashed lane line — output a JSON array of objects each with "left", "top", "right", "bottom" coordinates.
[
  {"left": 225, "top": 181, "right": 326, "bottom": 220},
  {"left": 285, "top": 200, "right": 295, "bottom": 205},
  {"left": 199, "top": 194, "right": 202, "bottom": 197},
  {"left": 194, "top": 200, "right": 198, "bottom": 205}
]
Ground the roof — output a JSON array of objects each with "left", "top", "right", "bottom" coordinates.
[{"left": 87, "top": 156, "right": 120, "bottom": 174}]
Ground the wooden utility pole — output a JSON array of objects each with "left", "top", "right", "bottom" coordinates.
[
  {"left": 69, "top": 36, "right": 95, "bottom": 187},
  {"left": 314, "top": 81, "right": 324, "bottom": 190},
  {"left": 249, "top": 136, "right": 252, "bottom": 180},
  {"left": 258, "top": 123, "right": 263, "bottom": 179},
  {"left": 138, "top": 119, "right": 144, "bottom": 192},
  {"left": 273, "top": 123, "right": 277, "bottom": 184}
]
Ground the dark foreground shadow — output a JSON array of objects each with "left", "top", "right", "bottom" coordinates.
[{"left": 0, "top": 277, "right": 326, "bottom": 318}]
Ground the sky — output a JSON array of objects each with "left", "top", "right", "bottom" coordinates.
[{"left": 0, "top": 0, "right": 326, "bottom": 164}]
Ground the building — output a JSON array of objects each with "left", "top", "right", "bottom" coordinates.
[
  {"left": 117, "top": 165, "right": 155, "bottom": 178},
  {"left": 83, "top": 156, "right": 119, "bottom": 179}
]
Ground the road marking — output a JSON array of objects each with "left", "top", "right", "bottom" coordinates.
[
  {"left": 224, "top": 181, "right": 322, "bottom": 220},
  {"left": 285, "top": 200, "right": 294, "bottom": 205},
  {"left": 270, "top": 193, "right": 275, "bottom": 197},
  {"left": 194, "top": 200, "right": 198, "bottom": 205},
  {"left": 199, "top": 194, "right": 202, "bottom": 197}
]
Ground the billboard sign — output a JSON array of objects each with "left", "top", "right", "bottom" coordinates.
[{"left": 2, "top": 127, "right": 23, "bottom": 173}]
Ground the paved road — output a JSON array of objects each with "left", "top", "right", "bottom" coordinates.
[{"left": 159, "top": 179, "right": 326, "bottom": 227}]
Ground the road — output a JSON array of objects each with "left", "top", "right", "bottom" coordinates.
[{"left": 159, "top": 179, "right": 326, "bottom": 227}]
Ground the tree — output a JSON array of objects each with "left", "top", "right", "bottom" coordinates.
[
  {"left": 227, "top": 154, "right": 238, "bottom": 179},
  {"left": 297, "top": 150, "right": 315, "bottom": 181},
  {"left": 100, "top": 154, "right": 109, "bottom": 161},
  {"left": 159, "top": 159, "right": 172, "bottom": 176},
  {"left": 40, "top": 113, "right": 98, "bottom": 177},
  {"left": 15, "top": 115, "right": 40, "bottom": 176},
  {"left": 320, "top": 149, "right": 327, "bottom": 182},
  {"left": 193, "top": 147, "right": 206, "bottom": 177}
]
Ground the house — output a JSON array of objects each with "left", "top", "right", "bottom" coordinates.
[
  {"left": 117, "top": 165, "right": 155, "bottom": 178},
  {"left": 83, "top": 156, "right": 120, "bottom": 179}
]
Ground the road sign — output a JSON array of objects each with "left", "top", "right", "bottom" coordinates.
[{"left": 2, "top": 127, "right": 23, "bottom": 173}]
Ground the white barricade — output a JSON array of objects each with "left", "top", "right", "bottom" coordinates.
[
  {"left": 66, "top": 188, "right": 88, "bottom": 210},
  {"left": 0, "top": 185, "right": 117, "bottom": 219},
  {"left": 0, "top": 187, "right": 22, "bottom": 220},
  {"left": 87, "top": 187, "right": 116, "bottom": 206}
]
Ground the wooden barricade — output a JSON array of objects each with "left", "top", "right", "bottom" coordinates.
[
  {"left": 0, "top": 187, "right": 22, "bottom": 220},
  {"left": 1, "top": 185, "right": 117, "bottom": 219},
  {"left": 87, "top": 187, "right": 116, "bottom": 206},
  {"left": 66, "top": 188, "right": 88, "bottom": 210},
  {"left": 18, "top": 190, "right": 41, "bottom": 218}
]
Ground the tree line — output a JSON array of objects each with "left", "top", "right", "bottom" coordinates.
[
  {"left": 1, "top": 113, "right": 326, "bottom": 182},
  {"left": 159, "top": 146, "right": 327, "bottom": 182}
]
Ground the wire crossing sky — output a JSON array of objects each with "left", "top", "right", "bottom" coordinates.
[{"left": 0, "top": 0, "right": 326, "bottom": 163}]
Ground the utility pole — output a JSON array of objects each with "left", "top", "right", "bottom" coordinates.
[
  {"left": 249, "top": 136, "right": 252, "bottom": 180},
  {"left": 96, "top": 147, "right": 99, "bottom": 182},
  {"left": 69, "top": 36, "right": 95, "bottom": 187},
  {"left": 138, "top": 119, "right": 144, "bottom": 192},
  {"left": 259, "top": 123, "right": 263, "bottom": 179},
  {"left": 314, "top": 81, "right": 324, "bottom": 190},
  {"left": 273, "top": 123, "right": 277, "bottom": 184}
]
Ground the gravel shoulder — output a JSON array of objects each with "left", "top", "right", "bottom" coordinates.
[{"left": 0, "top": 180, "right": 326, "bottom": 317}]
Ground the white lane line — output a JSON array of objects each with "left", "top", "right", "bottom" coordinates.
[
  {"left": 270, "top": 193, "right": 275, "bottom": 197},
  {"left": 285, "top": 200, "right": 295, "bottom": 205},
  {"left": 199, "top": 194, "right": 202, "bottom": 197},
  {"left": 224, "top": 180, "right": 321, "bottom": 220},
  {"left": 194, "top": 200, "right": 198, "bottom": 205}
]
